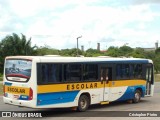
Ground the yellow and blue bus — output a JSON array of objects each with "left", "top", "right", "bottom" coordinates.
[{"left": 3, "top": 56, "right": 154, "bottom": 111}]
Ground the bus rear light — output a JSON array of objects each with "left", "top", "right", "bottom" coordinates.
[
  {"left": 29, "top": 88, "right": 33, "bottom": 100},
  {"left": 3, "top": 85, "right": 8, "bottom": 97}
]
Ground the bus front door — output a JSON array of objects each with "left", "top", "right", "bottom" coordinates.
[
  {"left": 146, "top": 64, "right": 154, "bottom": 96},
  {"left": 100, "top": 67, "right": 112, "bottom": 104}
]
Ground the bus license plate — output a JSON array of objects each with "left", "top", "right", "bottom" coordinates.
[{"left": 13, "top": 95, "right": 19, "bottom": 99}]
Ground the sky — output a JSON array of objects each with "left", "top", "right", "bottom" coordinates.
[{"left": 0, "top": 0, "right": 160, "bottom": 50}]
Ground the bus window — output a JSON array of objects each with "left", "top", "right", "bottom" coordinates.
[
  {"left": 130, "top": 64, "right": 134, "bottom": 79},
  {"left": 5, "top": 59, "right": 32, "bottom": 82},
  {"left": 38, "top": 63, "right": 62, "bottom": 84},
  {"left": 116, "top": 64, "right": 122, "bottom": 79},
  {"left": 108, "top": 68, "right": 112, "bottom": 80},
  {"left": 64, "top": 64, "right": 82, "bottom": 82},
  {"left": 83, "top": 64, "right": 98, "bottom": 81},
  {"left": 42, "top": 64, "right": 48, "bottom": 82},
  {"left": 116, "top": 64, "right": 130, "bottom": 80},
  {"left": 116, "top": 64, "right": 143, "bottom": 80},
  {"left": 134, "top": 64, "right": 142, "bottom": 79}
]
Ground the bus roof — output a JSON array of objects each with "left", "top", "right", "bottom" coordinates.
[{"left": 6, "top": 56, "right": 153, "bottom": 64}]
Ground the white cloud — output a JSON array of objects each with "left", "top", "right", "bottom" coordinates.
[{"left": 0, "top": 0, "right": 159, "bottom": 50}]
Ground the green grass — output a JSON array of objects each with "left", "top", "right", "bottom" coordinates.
[
  {"left": 0, "top": 77, "right": 2, "bottom": 81},
  {"left": 0, "top": 83, "right": 3, "bottom": 95},
  {"left": 155, "top": 74, "right": 160, "bottom": 82}
]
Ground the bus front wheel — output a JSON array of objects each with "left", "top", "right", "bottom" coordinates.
[
  {"left": 132, "top": 89, "right": 141, "bottom": 103},
  {"left": 77, "top": 95, "right": 89, "bottom": 112}
]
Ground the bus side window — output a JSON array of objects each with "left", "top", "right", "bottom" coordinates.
[
  {"left": 83, "top": 64, "right": 98, "bottom": 81},
  {"left": 37, "top": 63, "right": 42, "bottom": 84},
  {"left": 134, "top": 64, "right": 142, "bottom": 79},
  {"left": 116, "top": 64, "right": 129, "bottom": 80},
  {"left": 130, "top": 64, "right": 134, "bottom": 79},
  {"left": 64, "top": 64, "right": 82, "bottom": 82},
  {"left": 51, "top": 64, "right": 57, "bottom": 82},
  {"left": 116, "top": 64, "right": 121, "bottom": 79},
  {"left": 108, "top": 68, "right": 112, "bottom": 80},
  {"left": 42, "top": 64, "right": 49, "bottom": 83},
  {"left": 48, "top": 64, "right": 61, "bottom": 83},
  {"left": 40, "top": 64, "right": 62, "bottom": 84},
  {"left": 64, "top": 64, "right": 70, "bottom": 81}
]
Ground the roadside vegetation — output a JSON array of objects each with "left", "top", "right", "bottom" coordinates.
[
  {"left": 0, "top": 73, "right": 2, "bottom": 81},
  {"left": 155, "top": 74, "right": 160, "bottom": 82},
  {"left": 0, "top": 33, "right": 160, "bottom": 80},
  {"left": 0, "top": 83, "right": 3, "bottom": 95}
]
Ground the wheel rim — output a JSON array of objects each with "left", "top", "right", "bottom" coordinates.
[
  {"left": 135, "top": 92, "right": 140, "bottom": 102},
  {"left": 80, "top": 98, "right": 87, "bottom": 109}
]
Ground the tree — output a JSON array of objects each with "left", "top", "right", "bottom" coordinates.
[
  {"left": 60, "top": 48, "right": 83, "bottom": 56},
  {"left": 35, "top": 45, "right": 60, "bottom": 55},
  {"left": 155, "top": 47, "right": 160, "bottom": 54},
  {"left": 119, "top": 46, "right": 133, "bottom": 56},
  {"left": 0, "top": 33, "right": 36, "bottom": 56},
  {"left": 154, "top": 47, "right": 160, "bottom": 73},
  {"left": 85, "top": 48, "right": 103, "bottom": 57},
  {"left": 144, "top": 51, "right": 155, "bottom": 59},
  {"left": 129, "top": 48, "right": 145, "bottom": 58},
  {"left": 153, "top": 54, "right": 160, "bottom": 73},
  {"left": 106, "top": 46, "right": 120, "bottom": 57},
  {"left": 0, "top": 33, "right": 36, "bottom": 73}
]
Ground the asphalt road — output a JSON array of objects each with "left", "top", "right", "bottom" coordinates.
[{"left": 0, "top": 82, "right": 160, "bottom": 120}]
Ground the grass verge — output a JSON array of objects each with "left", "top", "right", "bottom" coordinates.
[
  {"left": 155, "top": 74, "right": 160, "bottom": 82},
  {"left": 0, "top": 83, "right": 3, "bottom": 95}
]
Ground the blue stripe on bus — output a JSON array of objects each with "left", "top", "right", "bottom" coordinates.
[
  {"left": 4, "top": 82, "right": 12, "bottom": 86},
  {"left": 116, "top": 85, "right": 146, "bottom": 101},
  {"left": 37, "top": 90, "right": 79, "bottom": 106}
]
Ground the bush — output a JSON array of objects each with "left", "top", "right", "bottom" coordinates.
[{"left": 0, "top": 73, "right": 3, "bottom": 77}]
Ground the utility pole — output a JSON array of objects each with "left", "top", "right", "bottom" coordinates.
[{"left": 77, "top": 36, "right": 82, "bottom": 56}]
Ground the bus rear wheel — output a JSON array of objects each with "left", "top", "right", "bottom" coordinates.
[
  {"left": 77, "top": 95, "right": 89, "bottom": 112},
  {"left": 132, "top": 90, "right": 141, "bottom": 103}
]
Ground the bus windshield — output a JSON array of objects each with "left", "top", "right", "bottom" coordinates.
[{"left": 5, "top": 59, "right": 32, "bottom": 82}]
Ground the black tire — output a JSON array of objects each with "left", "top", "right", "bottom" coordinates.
[
  {"left": 77, "top": 95, "right": 90, "bottom": 112},
  {"left": 132, "top": 90, "right": 141, "bottom": 103}
]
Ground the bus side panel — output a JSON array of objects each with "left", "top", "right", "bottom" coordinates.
[
  {"left": 37, "top": 91, "right": 79, "bottom": 106},
  {"left": 115, "top": 85, "right": 146, "bottom": 102},
  {"left": 36, "top": 82, "right": 103, "bottom": 108},
  {"left": 109, "top": 80, "right": 146, "bottom": 102},
  {"left": 36, "top": 88, "right": 102, "bottom": 108}
]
